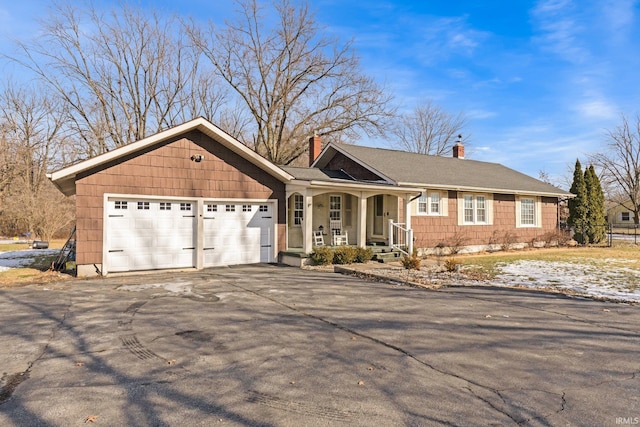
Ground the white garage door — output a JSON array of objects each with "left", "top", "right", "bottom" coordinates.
[
  {"left": 106, "top": 199, "right": 196, "bottom": 272},
  {"left": 203, "top": 202, "right": 274, "bottom": 267}
]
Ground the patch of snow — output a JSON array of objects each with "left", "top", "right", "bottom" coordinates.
[
  {"left": 0, "top": 249, "right": 59, "bottom": 270},
  {"left": 492, "top": 260, "right": 640, "bottom": 303}
]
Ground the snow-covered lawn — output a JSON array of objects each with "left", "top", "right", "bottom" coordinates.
[
  {"left": 491, "top": 259, "right": 640, "bottom": 303},
  {"left": 0, "top": 249, "right": 59, "bottom": 272}
]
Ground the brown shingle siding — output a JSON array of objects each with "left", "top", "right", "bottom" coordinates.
[
  {"left": 75, "top": 130, "right": 286, "bottom": 266},
  {"left": 412, "top": 192, "right": 559, "bottom": 248}
]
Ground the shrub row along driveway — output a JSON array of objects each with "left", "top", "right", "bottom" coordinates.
[{"left": 0, "top": 265, "right": 638, "bottom": 426}]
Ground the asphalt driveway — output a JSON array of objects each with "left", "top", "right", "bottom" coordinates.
[{"left": 0, "top": 265, "right": 638, "bottom": 426}]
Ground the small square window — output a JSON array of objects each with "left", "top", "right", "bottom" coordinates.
[
  {"left": 114, "top": 201, "right": 128, "bottom": 210},
  {"left": 259, "top": 205, "right": 268, "bottom": 212},
  {"left": 180, "top": 203, "right": 192, "bottom": 211},
  {"left": 242, "top": 205, "right": 251, "bottom": 212},
  {"left": 226, "top": 205, "right": 236, "bottom": 212},
  {"left": 160, "top": 202, "right": 171, "bottom": 211},
  {"left": 207, "top": 204, "right": 218, "bottom": 212},
  {"left": 137, "top": 201, "right": 150, "bottom": 210},
  {"left": 622, "top": 212, "right": 631, "bottom": 221}
]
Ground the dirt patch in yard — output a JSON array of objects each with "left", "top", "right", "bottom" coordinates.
[{"left": 0, "top": 269, "right": 73, "bottom": 288}]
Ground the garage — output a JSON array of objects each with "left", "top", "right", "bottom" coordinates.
[
  {"left": 105, "top": 197, "right": 276, "bottom": 273},
  {"left": 203, "top": 201, "right": 274, "bottom": 267},
  {"left": 106, "top": 198, "right": 196, "bottom": 273},
  {"left": 48, "top": 118, "right": 290, "bottom": 277}
]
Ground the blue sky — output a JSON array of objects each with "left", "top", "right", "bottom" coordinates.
[{"left": 1, "top": 0, "right": 639, "bottom": 187}]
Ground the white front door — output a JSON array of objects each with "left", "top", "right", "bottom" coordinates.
[{"left": 372, "top": 194, "right": 385, "bottom": 237}]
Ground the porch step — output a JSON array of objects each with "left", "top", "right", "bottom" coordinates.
[{"left": 371, "top": 247, "right": 403, "bottom": 263}]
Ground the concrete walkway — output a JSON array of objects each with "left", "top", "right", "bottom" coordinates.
[{"left": 0, "top": 264, "right": 638, "bottom": 426}]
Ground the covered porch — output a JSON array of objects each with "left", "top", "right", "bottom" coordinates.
[{"left": 285, "top": 182, "right": 420, "bottom": 254}]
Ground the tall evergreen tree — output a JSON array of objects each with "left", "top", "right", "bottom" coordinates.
[
  {"left": 584, "top": 165, "right": 607, "bottom": 243},
  {"left": 568, "top": 159, "right": 588, "bottom": 244}
]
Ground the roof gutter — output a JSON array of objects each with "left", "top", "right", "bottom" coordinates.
[{"left": 396, "top": 181, "right": 573, "bottom": 198}]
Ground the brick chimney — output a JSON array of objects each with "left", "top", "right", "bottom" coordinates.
[
  {"left": 309, "top": 134, "right": 322, "bottom": 166},
  {"left": 453, "top": 134, "right": 464, "bottom": 159}
]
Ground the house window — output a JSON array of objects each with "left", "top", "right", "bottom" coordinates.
[
  {"left": 430, "top": 192, "right": 440, "bottom": 214},
  {"left": 461, "top": 194, "right": 489, "bottom": 225},
  {"left": 242, "top": 205, "right": 251, "bottom": 212},
  {"left": 329, "top": 195, "right": 342, "bottom": 221},
  {"left": 343, "top": 195, "right": 352, "bottom": 227},
  {"left": 259, "top": 205, "right": 268, "bottom": 212},
  {"left": 226, "top": 205, "right": 235, "bottom": 212},
  {"left": 520, "top": 198, "right": 535, "bottom": 226},
  {"left": 464, "top": 195, "right": 474, "bottom": 222},
  {"left": 293, "top": 194, "right": 303, "bottom": 226},
  {"left": 516, "top": 196, "right": 541, "bottom": 228},
  {"left": 160, "top": 202, "right": 171, "bottom": 211},
  {"left": 476, "top": 196, "right": 486, "bottom": 223},
  {"left": 622, "top": 212, "right": 631, "bottom": 221},
  {"left": 207, "top": 204, "right": 217, "bottom": 212},
  {"left": 137, "top": 201, "right": 150, "bottom": 210},
  {"left": 114, "top": 201, "right": 127, "bottom": 210},
  {"left": 180, "top": 203, "right": 192, "bottom": 211},
  {"left": 417, "top": 192, "right": 442, "bottom": 215},
  {"left": 418, "top": 195, "right": 428, "bottom": 214}
]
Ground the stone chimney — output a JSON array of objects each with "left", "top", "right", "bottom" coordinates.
[
  {"left": 453, "top": 134, "right": 464, "bottom": 159},
  {"left": 309, "top": 133, "right": 322, "bottom": 166}
]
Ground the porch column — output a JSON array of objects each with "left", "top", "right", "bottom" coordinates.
[
  {"left": 357, "top": 193, "right": 367, "bottom": 248},
  {"left": 303, "top": 191, "right": 314, "bottom": 253},
  {"left": 404, "top": 193, "right": 413, "bottom": 229},
  {"left": 404, "top": 193, "right": 413, "bottom": 254}
]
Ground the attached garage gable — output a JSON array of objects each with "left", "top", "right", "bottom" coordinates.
[{"left": 50, "top": 118, "right": 291, "bottom": 276}]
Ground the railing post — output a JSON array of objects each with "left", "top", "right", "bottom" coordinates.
[
  {"left": 408, "top": 229, "right": 413, "bottom": 255},
  {"left": 388, "top": 219, "right": 394, "bottom": 248}
]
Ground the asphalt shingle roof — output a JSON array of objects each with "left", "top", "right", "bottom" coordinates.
[{"left": 309, "top": 142, "right": 571, "bottom": 197}]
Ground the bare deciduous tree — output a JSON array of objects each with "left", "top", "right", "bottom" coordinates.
[
  {"left": 392, "top": 100, "right": 467, "bottom": 156},
  {"left": 0, "top": 83, "right": 74, "bottom": 240},
  {"left": 12, "top": 2, "right": 228, "bottom": 158},
  {"left": 590, "top": 114, "right": 640, "bottom": 224},
  {"left": 188, "top": 0, "right": 394, "bottom": 165}
]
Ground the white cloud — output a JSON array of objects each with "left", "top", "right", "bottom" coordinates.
[
  {"left": 466, "top": 109, "right": 497, "bottom": 120},
  {"left": 601, "top": 0, "right": 636, "bottom": 32},
  {"left": 416, "top": 15, "right": 491, "bottom": 61},
  {"left": 573, "top": 98, "right": 618, "bottom": 120},
  {"left": 531, "top": 0, "right": 590, "bottom": 63}
]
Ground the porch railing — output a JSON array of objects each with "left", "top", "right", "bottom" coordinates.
[{"left": 388, "top": 220, "right": 413, "bottom": 256}]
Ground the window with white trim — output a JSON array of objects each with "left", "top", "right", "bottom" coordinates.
[
  {"left": 114, "top": 201, "right": 127, "bottom": 210},
  {"left": 520, "top": 198, "right": 535, "bottom": 226},
  {"left": 137, "top": 201, "right": 150, "bottom": 210},
  {"left": 329, "top": 195, "right": 342, "bottom": 222},
  {"left": 516, "top": 196, "right": 542, "bottom": 228},
  {"left": 622, "top": 212, "right": 631, "bottom": 222},
  {"left": 293, "top": 194, "right": 303, "bottom": 226},
  {"left": 259, "top": 205, "right": 268, "bottom": 212},
  {"left": 417, "top": 191, "right": 443, "bottom": 216},
  {"left": 207, "top": 204, "right": 217, "bottom": 212},
  {"left": 180, "top": 203, "right": 192, "bottom": 211},
  {"left": 459, "top": 193, "right": 491, "bottom": 225},
  {"left": 160, "top": 202, "right": 171, "bottom": 211},
  {"left": 242, "top": 205, "right": 251, "bottom": 212},
  {"left": 226, "top": 204, "right": 235, "bottom": 212}
]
